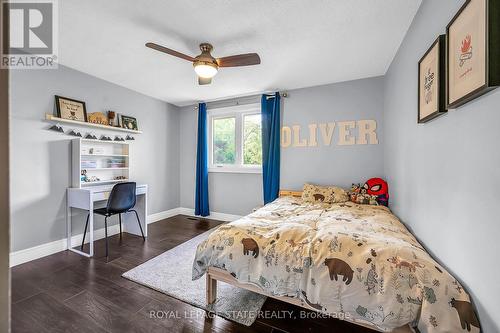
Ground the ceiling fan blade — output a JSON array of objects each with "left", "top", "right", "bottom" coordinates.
[
  {"left": 217, "top": 53, "right": 261, "bottom": 67},
  {"left": 145, "top": 42, "right": 195, "bottom": 62},
  {"left": 198, "top": 76, "right": 212, "bottom": 85}
]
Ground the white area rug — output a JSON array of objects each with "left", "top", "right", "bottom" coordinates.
[{"left": 122, "top": 229, "right": 267, "bottom": 326}]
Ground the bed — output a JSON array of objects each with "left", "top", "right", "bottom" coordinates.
[{"left": 192, "top": 190, "right": 480, "bottom": 333}]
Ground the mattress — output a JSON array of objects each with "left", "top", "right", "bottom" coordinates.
[{"left": 192, "top": 197, "right": 479, "bottom": 332}]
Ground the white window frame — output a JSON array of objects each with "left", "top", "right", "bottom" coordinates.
[{"left": 208, "top": 103, "right": 262, "bottom": 174}]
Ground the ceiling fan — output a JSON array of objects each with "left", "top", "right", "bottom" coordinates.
[{"left": 145, "top": 42, "right": 261, "bottom": 85}]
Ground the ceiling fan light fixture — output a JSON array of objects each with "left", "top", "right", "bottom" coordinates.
[
  {"left": 146, "top": 42, "right": 260, "bottom": 85},
  {"left": 194, "top": 62, "right": 218, "bottom": 79}
]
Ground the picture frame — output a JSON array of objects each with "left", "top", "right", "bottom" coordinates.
[
  {"left": 55, "top": 95, "right": 88, "bottom": 122},
  {"left": 418, "top": 35, "right": 447, "bottom": 123},
  {"left": 446, "top": 0, "right": 500, "bottom": 109},
  {"left": 120, "top": 115, "right": 138, "bottom": 131}
]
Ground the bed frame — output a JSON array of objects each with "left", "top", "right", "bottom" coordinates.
[{"left": 205, "top": 190, "right": 414, "bottom": 333}]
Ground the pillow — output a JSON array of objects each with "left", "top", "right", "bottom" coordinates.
[{"left": 301, "top": 183, "right": 349, "bottom": 204}]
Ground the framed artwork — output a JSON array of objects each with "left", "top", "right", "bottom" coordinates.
[
  {"left": 446, "top": 0, "right": 500, "bottom": 109},
  {"left": 55, "top": 95, "right": 87, "bottom": 122},
  {"left": 418, "top": 35, "right": 447, "bottom": 123},
  {"left": 121, "top": 115, "right": 138, "bottom": 130}
]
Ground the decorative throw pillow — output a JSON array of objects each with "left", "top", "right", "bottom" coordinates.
[
  {"left": 302, "top": 183, "right": 349, "bottom": 204},
  {"left": 329, "top": 186, "right": 350, "bottom": 203}
]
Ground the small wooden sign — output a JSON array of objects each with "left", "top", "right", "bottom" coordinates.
[
  {"left": 55, "top": 95, "right": 87, "bottom": 122},
  {"left": 87, "top": 112, "right": 108, "bottom": 125}
]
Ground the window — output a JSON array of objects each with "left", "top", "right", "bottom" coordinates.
[
  {"left": 213, "top": 117, "right": 236, "bottom": 164},
  {"left": 243, "top": 114, "right": 262, "bottom": 166},
  {"left": 208, "top": 103, "right": 262, "bottom": 173}
]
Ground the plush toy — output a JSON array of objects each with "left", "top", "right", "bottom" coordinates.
[
  {"left": 363, "top": 178, "right": 389, "bottom": 206},
  {"left": 349, "top": 178, "right": 389, "bottom": 206},
  {"left": 349, "top": 183, "right": 377, "bottom": 205}
]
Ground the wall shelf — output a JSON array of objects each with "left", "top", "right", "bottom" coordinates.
[
  {"left": 72, "top": 138, "right": 131, "bottom": 188},
  {"left": 81, "top": 138, "right": 129, "bottom": 145},
  {"left": 81, "top": 154, "right": 129, "bottom": 157},
  {"left": 81, "top": 179, "right": 129, "bottom": 186},
  {"left": 46, "top": 114, "right": 143, "bottom": 134},
  {"left": 83, "top": 167, "right": 129, "bottom": 171}
]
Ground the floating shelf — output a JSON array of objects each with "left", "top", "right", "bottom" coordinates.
[
  {"left": 83, "top": 167, "right": 129, "bottom": 171},
  {"left": 81, "top": 138, "right": 130, "bottom": 145},
  {"left": 46, "top": 114, "right": 143, "bottom": 134},
  {"left": 81, "top": 179, "right": 129, "bottom": 186},
  {"left": 81, "top": 154, "right": 129, "bottom": 157}
]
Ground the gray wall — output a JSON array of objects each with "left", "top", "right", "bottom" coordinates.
[
  {"left": 10, "top": 65, "right": 180, "bottom": 252},
  {"left": 383, "top": 0, "right": 500, "bottom": 332},
  {"left": 281, "top": 77, "right": 384, "bottom": 190},
  {"left": 179, "top": 76, "right": 385, "bottom": 215}
]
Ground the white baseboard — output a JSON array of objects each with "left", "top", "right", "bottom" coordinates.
[
  {"left": 10, "top": 207, "right": 242, "bottom": 267},
  {"left": 10, "top": 224, "right": 120, "bottom": 267},
  {"left": 177, "top": 207, "right": 242, "bottom": 222},
  {"left": 147, "top": 207, "right": 183, "bottom": 224}
]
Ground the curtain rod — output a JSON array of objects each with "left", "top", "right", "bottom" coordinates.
[{"left": 194, "top": 91, "right": 288, "bottom": 110}]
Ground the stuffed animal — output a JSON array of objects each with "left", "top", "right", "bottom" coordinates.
[
  {"left": 349, "top": 178, "right": 389, "bottom": 206},
  {"left": 364, "top": 178, "right": 389, "bottom": 206}
]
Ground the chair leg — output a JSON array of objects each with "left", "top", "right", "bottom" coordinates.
[
  {"left": 81, "top": 213, "right": 90, "bottom": 250},
  {"left": 131, "top": 210, "right": 145, "bottom": 241},
  {"left": 104, "top": 216, "right": 109, "bottom": 257},
  {"left": 118, "top": 213, "right": 122, "bottom": 237}
]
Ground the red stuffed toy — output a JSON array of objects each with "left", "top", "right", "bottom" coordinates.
[{"left": 363, "top": 178, "right": 389, "bottom": 206}]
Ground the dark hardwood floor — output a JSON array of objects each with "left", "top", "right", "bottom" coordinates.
[{"left": 11, "top": 215, "right": 376, "bottom": 333}]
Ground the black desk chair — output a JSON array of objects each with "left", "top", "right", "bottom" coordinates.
[{"left": 81, "top": 182, "right": 145, "bottom": 257}]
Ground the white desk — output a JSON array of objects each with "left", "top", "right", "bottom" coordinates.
[{"left": 67, "top": 183, "right": 148, "bottom": 257}]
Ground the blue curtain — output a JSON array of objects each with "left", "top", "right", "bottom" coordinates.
[
  {"left": 195, "top": 103, "right": 210, "bottom": 216},
  {"left": 261, "top": 92, "right": 281, "bottom": 204}
]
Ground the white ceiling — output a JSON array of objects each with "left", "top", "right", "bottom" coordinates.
[{"left": 59, "top": 0, "right": 422, "bottom": 106}]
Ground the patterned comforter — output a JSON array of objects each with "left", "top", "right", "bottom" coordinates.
[{"left": 192, "top": 197, "right": 480, "bottom": 332}]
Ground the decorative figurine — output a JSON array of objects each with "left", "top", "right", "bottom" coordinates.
[
  {"left": 80, "top": 170, "right": 87, "bottom": 182},
  {"left": 49, "top": 123, "right": 64, "bottom": 133},
  {"left": 68, "top": 129, "right": 82, "bottom": 137},
  {"left": 85, "top": 133, "right": 98, "bottom": 140},
  {"left": 100, "top": 135, "right": 112, "bottom": 141},
  {"left": 108, "top": 111, "right": 116, "bottom": 126}
]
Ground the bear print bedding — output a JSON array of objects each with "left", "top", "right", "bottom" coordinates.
[{"left": 192, "top": 197, "right": 479, "bottom": 333}]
